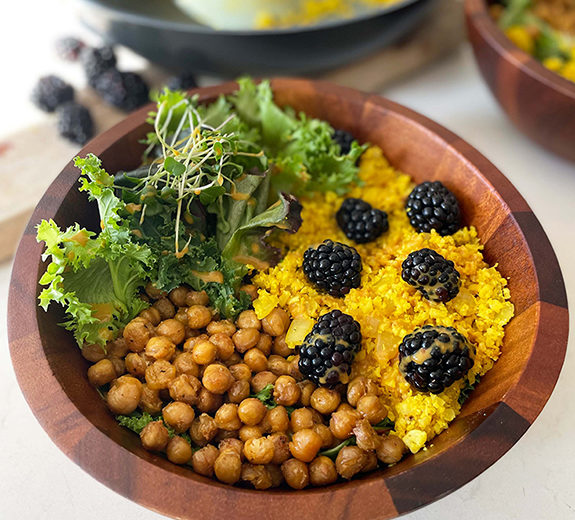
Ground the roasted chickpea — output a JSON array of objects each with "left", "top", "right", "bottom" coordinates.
[
  {"left": 376, "top": 435, "right": 407, "bottom": 464},
  {"left": 107, "top": 338, "right": 129, "bottom": 358},
  {"left": 309, "top": 456, "right": 338, "bottom": 486},
  {"left": 140, "top": 421, "right": 169, "bottom": 451},
  {"left": 336, "top": 446, "right": 367, "bottom": 479},
  {"left": 185, "top": 290, "right": 209, "bottom": 307},
  {"left": 197, "top": 388, "right": 224, "bottom": 414},
  {"left": 107, "top": 376, "right": 142, "bottom": 414},
  {"left": 281, "top": 459, "right": 309, "bottom": 489},
  {"left": 156, "top": 319, "right": 186, "bottom": 345},
  {"left": 238, "top": 398, "right": 267, "bottom": 426},
  {"left": 145, "top": 282, "right": 166, "bottom": 300},
  {"left": 166, "top": 436, "right": 192, "bottom": 464},
  {"left": 289, "top": 429, "right": 322, "bottom": 463},
  {"left": 244, "top": 348, "right": 268, "bottom": 373},
  {"left": 223, "top": 352, "right": 242, "bottom": 367},
  {"left": 252, "top": 333, "right": 271, "bottom": 357},
  {"left": 288, "top": 355, "right": 302, "bottom": 381},
  {"left": 353, "top": 418, "right": 378, "bottom": 451},
  {"left": 227, "top": 380, "right": 251, "bottom": 403},
  {"left": 239, "top": 425, "right": 264, "bottom": 442},
  {"left": 168, "top": 374, "right": 201, "bottom": 405},
  {"left": 207, "top": 319, "right": 236, "bottom": 336},
  {"left": 139, "top": 307, "right": 161, "bottom": 326},
  {"left": 187, "top": 305, "right": 212, "bottom": 329},
  {"left": 153, "top": 297, "right": 176, "bottom": 320},
  {"left": 168, "top": 286, "right": 189, "bottom": 307},
  {"left": 310, "top": 387, "right": 341, "bottom": 415},
  {"left": 162, "top": 401, "right": 195, "bottom": 433},
  {"left": 108, "top": 357, "right": 125, "bottom": 377},
  {"left": 173, "top": 307, "right": 189, "bottom": 325},
  {"left": 189, "top": 413, "right": 218, "bottom": 446},
  {"left": 214, "top": 450, "right": 242, "bottom": 485},
  {"left": 229, "top": 363, "right": 251, "bottom": 381},
  {"left": 215, "top": 403, "right": 242, "bottom": 431},
  {"left": 298, "top": 381, "right": 316, "bottom": 406},
  {"left": 241, "top": 463, "right": 273, "bottom": 490},
  {"left": 236, "top": 310, "right": 261, "bottom": 330},
  {"left": 173, "top": 352, "right": 199, "bottom": 377},
  {"left": 81, "top": 343, "right": 107, "bottom": 363},
  {"left": 192, "top": 445, "right": 219, "bottom": 476},
  {"left": 183, "top": 333, "right": 209, "bottom": 353},
  {"left": 139, "top": 384, "right": 163, "bottom": 414},
  {"left": 88, "top": 359, "right": 116, "bottom": 387},
  {"left": 347, "top": 376, "right": 368, "bottom": 407},
  {"left": 202, "top": 364, "right": 233, "bottom": 394},
  {"left": 124, "top": 352, "right": 147, "bottom": 377},
  {"left": 267, "top": 355, "right": 290, "bottom": 376},
  {"left": 261, "top": 406, "right": 290, "bottom": 433},
  {"left": 329, "top": 409, "right": 359, "bottom": 440},
  {"left": 357, "top": 395, "right": 388, "bottom": 425},
  {"left": 243, "top": 437, "right": 274, "bottom": 464},
  {"left": 273, "top": 375, "right": 301, "bottom": 406},
  {"left": 123, "top": 318, "right": 152, "bottom": 352},
  {"left": 218, "top": 438, "right": 243, "bottom": 456},
  {"left": 266, "top": 463, "right": 284, "bottom": 487},
  {"left": 145, "top": 360, "right": 176, "bottom": 390},
  {"left": 272, "top": 334, "right": 291, "bottom": 357},
  {"left": 145, "top": 336, "right": 176, "bottom": 360},
  {"left": 362, "top": 452, "right": 378, "bottom": 473},
  {"left": 290, "top": 408, "right": 314, "bottom": 432},
  {"left": 312, "top": 424, "right": 334, "bottom": 449},
  {"left": 232, "top": 328, "right": 260, "bottom": 353},
  {"left": 251, "top": 371, "right": 277, "bottom": 393},
  {"left": 192, "top": 339, "right": 217, "bottom": 365},
  {"left": 261, "top": 308, "right": 290, "bottom": 337},
  {"left": 269, "top": 433, "right": 291, "bottom": 464},
  {"left": 239, "top": 284, "right": 258, "bottom": 301},
  {"left": 208, "top": 333, "right": 235, "bottom": 361}
]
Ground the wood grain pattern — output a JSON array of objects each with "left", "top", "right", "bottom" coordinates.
[
  {"left": 465, "top": 0, "right": 575, "bottom": 162},
  {"left": 7, "top": 79, "right": 569, "bottom": 520}
]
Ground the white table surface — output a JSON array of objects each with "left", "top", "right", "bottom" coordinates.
[{"left": 1, "top": 1, "right": 574, "bottom": 519}]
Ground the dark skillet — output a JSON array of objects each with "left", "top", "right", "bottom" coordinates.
[{"left": 75, "top": 0, "right": 433, "bottom": 76}]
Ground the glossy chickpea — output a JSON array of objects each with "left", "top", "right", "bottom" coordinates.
[
  {"left": 288, "top": 355, "right": 302, "bottom": 381},
  {"left": 145, "top": 360, "right": 176, "bottom": 390},
  {"left": 309, "top": 456, "right": 338, "bottom": 486},
  {"left": 197, "top": 388, "right": 224, "bottom": 414},
  {"left": 145, "top": 282, "right": 166, "bottom": 300},
  {"left": 243, "top": 437, "right": 275, "bottom": 464},
  {"left": 281, "top": 459, "right": 309, "bottom": 489},
  {"left": 357, "top": 395, "right": 388, "bottom": 425},
  {"left": 215, "top": 428, "right": 239, "bottom": 443},
  {"left": 298, "top": 381, "right": 316, "bottom": 406},
  {"left": 123, "top": 318, "right": 152, "bottom": 352},
  {"left": 214, "top": 450, "right": 242, "bottom": 485},
  {"left": 232, "top": 328, "right": 260, "bottom": 353},
  {"left": 224, "top": 352, "right": 242, "bottom": 367},
  {"left": 376, "top": 435, "right": 407, "bottom": 464},
  {"left": 261, "top": 308, "right": 290, "bottom": 337},
  {"left": 290, "top": 408, "right": 314, "bottom": 432},
  {"left": 191, "top": 340, "right": 217, "bottom": 365},
  {"left": 208, "top": 333, "right": 235, "bottom": 361},
  {"left": 168, "top": 286, "right": 189, "bottom": 307},
  {"left": 156, "top": 319, "right": 186, "bottom": 345},
  {"left": 353, "top": 418, "right": 379, "bottom": 451},
  {"left": 236, "top": 310, "right": 261, "bottom": 330},
  {"left": 166, "top": 436, "right": 192, "bottom": 465},
  {"left": 81, "top": 343, "right": 107, "bottom": 363},
  {"left": 145, "top": 336, "right": 176, "bottom": 360},
  {"left": 168, "top": 374, "right": 201, "bottom": 405},
  {"left": 239, "top": 425, "right": 264, "bottom": 442},
  {"left": 310, "top": 387, "right": 341, "bottom": 415},
  {"left": 215, "top": 403, "right": 242, "bottom": 431},
  {"left": 140, "top": 421, "right": 169, "bottom": 452},
  {"left": 173, "top": 307, "right": 189, "bottom": 325},
  {"left": 202, "top": 364, "right": 233, "bottom": 394},
  {"left": 362, "top": 452, "right": 378, "bottom": 473},
  {"left": 251, "top": 371, "right": 277, "bottom": 393},
  {"left": 244, "top": 348, "right": 268, "bottom": 373},
  {"left": 189, "top": 414, "right": 218, "bottom": 446},
  {"left": 192, "top": 445, "right": 219, "bottom": 476},
  {"left": 87, "top": 359, "right": 116, "bottom": 387},
  {"left": 139, "top": 384, "right": 163, "bottom": 414},
  {"left": 108, "top": 357, "right": 125, "bottom": 377},
  {"left": 183, "top": 334, "right": 209, "bottom": 353},
  {"left": 207, "top": 319, "right": 236, "bottom": 336},
  {"left": 239, "top": 284, "right": 258, "bottom": 301},
  {"left": 139, "top": 307, "right": 161, "bottom": 327},
  {"left": 267, "top": 464, "right": 284, "bottom": 487},
  {"left": 273, "top": 375, "right": 301, "bottom": 406},
  {"left": 241, "top": 463, "right": 273, "bottom": 490},
  {"left": 107, "top": 376, "right": 142, "bottom": 414},
  {"left": 218, "top": 438, "right": 243, "bottom": 456},
  {"left": 269, "top": 433, "right": 291, "bottom": 464},
  {"left": 173, "top": 352, "right": 199, "bottom": 377},
  {"left": 312, "top": 424, "right": 334, "bottom": 449},
  {"left": 267, "top": 355, "right": 290, "bottom": 376},
  {"left": 255, "top": 333, "right": 272, "bottom": 356},
  {"left": 336, "top": 446, "right": 367, "bottom": 480},
  {"left": 187, "top": 305, "right": 212, "bottom": 329},
  {"left": 185, "top": 290, "right": 209, "bottom": 307},
  {"left": 125, "top": 353, "right": 148, "bottom": 377},
  {"left": 229, "top": 363, "right": 251, "bottom": 381},
  {"left": 329, "top": 409, "right": 359, "bottom": 440},
  {"left": 107, "top": 338, "right": 129, "bottom": 358},
  {"left": 261, "top": 406, "right": 289, "bottom": 434},
  {"left": 347, "top": 376, "right": 369, "bottom": 407},
  {"left": 272, "top": 334, "right": 291, "bottom": 357},
  {"left": 153, "top": 297, "right": 176, "bottom": 320},
  {"left": 162, "top": 401, "right": 195, "bottom": 433},
  {"left": 227, "top": 380, "right": 251, "bottom": 404},
  {"left": 238, "top": 398, "right": 267, "bottom": 426},
  {"left": 289, "top": 429, "right": 322, "bottom": 463}
]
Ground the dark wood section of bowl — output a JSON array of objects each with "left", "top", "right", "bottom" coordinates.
[
  {"left": 465, "top": 0, "right": 575, "bottom": 162},
  {"left": 8, "top": 79, "right": 569, "bottom": 520}
]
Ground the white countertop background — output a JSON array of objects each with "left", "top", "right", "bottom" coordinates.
[{"left": 1, "top": 1, "right": 574, "bottom": 518}]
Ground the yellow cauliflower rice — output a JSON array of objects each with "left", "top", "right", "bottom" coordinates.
[{"left": 253, "top": 146, "right": 514, "bottom": 453}]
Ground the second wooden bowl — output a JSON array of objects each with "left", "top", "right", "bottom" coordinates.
[{"left": 8, "top": 79, "right": 569, "bottom": 519}]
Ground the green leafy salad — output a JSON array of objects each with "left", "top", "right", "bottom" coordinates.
[{"left": 37, "top": 78, "right": 365, "bottom": 348}]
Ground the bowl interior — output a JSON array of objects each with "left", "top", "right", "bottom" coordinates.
[{"left": 10, "top": 79, "right": 568, "bottom": 519}]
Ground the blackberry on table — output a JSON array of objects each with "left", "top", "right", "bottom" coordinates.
[
  {"left": 401, "top": 248, "right": 461, "bottom": 303},
  {"left": 82, "top": 46, "right": 117, "bottom": 87},
  {"left": 56, "top": 102, "right": 94, "bottom": 145},
  {"left": 302, "top": 240, "right": 362, "bottom": 298},
  {"left": 298, "top": 310, "right": 362, "bottom": 386},
  {"left": 31, "top": 75, "right": 74, "bottom": 112},
  {"left": 336, "top": 198, "right": 389, "bottom": 244},
  {"left": 94, "top": 70, "right": 150, "bottom": 112},
  {"left": 166, "top": 73, "right": 198, "bottom": 91},
  {"left": 333, "top": 128, "right": 355, "bottom": 155},
  {"left": 405, "top": 181, "right": 461, "bottom": 236},
  {"left": 398, "top": 325, "right": 475, "bottom": 394},
  {"left": 55, "top": 37, "right": 86, "bottom": 61}
]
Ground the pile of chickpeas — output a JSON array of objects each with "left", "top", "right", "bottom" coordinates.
[{"left": 83, "top": 283, "right": 407, "bottom": 489}]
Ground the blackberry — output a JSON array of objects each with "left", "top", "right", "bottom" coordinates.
[
  {"left": 405, "top": 181, "right": 461, "bottom": 236},
  {"left": 298, "top": 310, "right": 362, "bottom": 386},
  {"left": 82, "top": 46, "right": 117, "bottom": 87},
  {"left": 55, "top": 37, "right": 86, "bottom": 61},
  {"left": 336, "top": 198, "right": 389, "bottom": 244},
  {"left": 166, "top": 73, "right": 198, "bottom": 91},
  {"left": 31, "top": 75, "right": 74, "bottom": 112},
  {"left": 333, "top": 128, "right": 355, "bottom": 155},
  {"left": 302, "top": 240, "right": 362, "bottom": 297},
  {"left": 94, "top": 70, "right": 150, "bottom": 112},
  {"left": 399, "top": 325, "right": 475, "bottom": 394},
  {"left": 56, "top": 102, "right": 94, "bottom": 145},
  {"left": 401, "top": 248, "right": 461, "bottom": 303}
]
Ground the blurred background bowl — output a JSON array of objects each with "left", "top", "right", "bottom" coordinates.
[
  {"left": 75, "top": 0, "right": 434, "bottom": 75},
  {"left": 465, "top": 0, "right": 575, "bottom": 162}
]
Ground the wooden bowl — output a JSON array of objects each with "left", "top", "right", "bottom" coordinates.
[
  {"left": 8, "top": 79, "right": 568, "bottom": 520},
  {"left": 465, "top": 0, "right": 575, "bottom": 162}
]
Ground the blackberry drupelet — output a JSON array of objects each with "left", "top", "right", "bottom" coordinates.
[
  {"left": 333, "top": 128, "right": 355, "bottom": 155},
  {"left": 405, "top": 181, "right": 461, "bottom": 236},
  {"left": 94, "top": 70, "right": 150, "bottom": 112},
  {"left": 298, "top": 310, "right": 362, "bottom": 386},
  {"left": 166, "top": 73, "right": 198, "bottom": 91},
  {"left": 401, "top": 248, "right": 461, "bottom": 303},
  {"left": 31, "top": 75, "right": 74, "bottom": 112},
  {"left": 82, "top": 46, "right": 117, "bottom": 87},
  {"left": 302, "top": 240, "right": 362, "bottom": 297},
  {"left": 336, "top": 198, "right": 389, "bottom": 244},
  {"left": 398, "top": 325, "right": 475, "bottom": 394},
  {"left": 56, "top": 102, "right": 94, "bottom": 145},
  {"left": 55, "top": 37, "right": 86, "bottom": 61}
]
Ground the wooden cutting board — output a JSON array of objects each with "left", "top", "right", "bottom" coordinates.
[{"left": 0, "top": 0, "right": 464, "bottom": 263}]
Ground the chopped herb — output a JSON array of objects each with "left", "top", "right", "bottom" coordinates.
[
  {"left": 458, "top": 377, "right": 480, "bottom": 405},
  {"left": 373, "top": 417, "right": 395, "bottom": 431},
  {"left": 319, "top": 438, "right": 357, "bottom": 459}
]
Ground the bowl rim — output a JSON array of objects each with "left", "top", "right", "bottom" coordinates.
[
  {"left": 464, "top": 0, "right": 575, "bottom": 99},
  {"left": 8, "top": 78, "right": 569, "bottom": 520}
]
